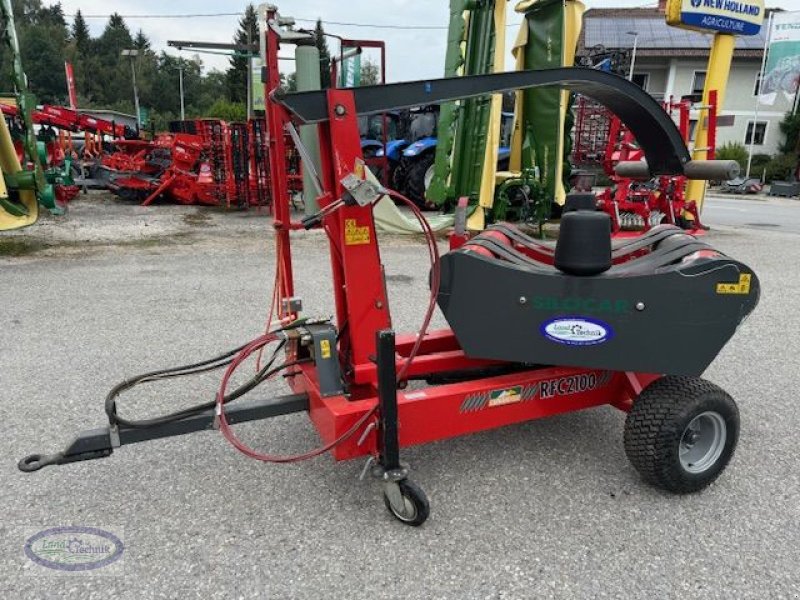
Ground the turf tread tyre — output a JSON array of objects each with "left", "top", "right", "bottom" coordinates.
[{"left": 624, "top": 376, "right": 739, "bottom": 494}]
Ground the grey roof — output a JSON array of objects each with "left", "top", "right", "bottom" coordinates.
[{"left": 584, "top": 16, "right": 767, "bottom": 51}]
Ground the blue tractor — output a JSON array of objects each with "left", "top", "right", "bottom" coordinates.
[
  {"left": 361, "top": 108, "right": 514, "bottom": 208},
  {"left": 359, "top": 111, "right": 405, "bottom": 187}
]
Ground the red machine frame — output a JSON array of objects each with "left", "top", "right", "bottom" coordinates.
[
  {"left": 262, "top": 10, "right": 656, "bottom": 463},
  {"left": 329, "top": 36, "right": 391, "bottom": 184},
  {"left": 593, "top": 91, "right": 718, "bottom": 235},
  {"left": 18, "top": 7, "right": 760, "bottom": 525},
  {"left": 18, "top": 9, "right": 754, "bottom": 528}
]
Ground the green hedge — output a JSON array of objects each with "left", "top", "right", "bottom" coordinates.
[{"left": 764, "top": 154, "right": 797, "bottom": 183}]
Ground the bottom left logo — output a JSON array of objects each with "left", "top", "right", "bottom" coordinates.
[{"left": 24, "top": 526, "right": 124, "bottom": 572}]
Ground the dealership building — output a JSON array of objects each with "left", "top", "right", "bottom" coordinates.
[{"left": 576, "top": 2, "right": 792, "bottom": 157}]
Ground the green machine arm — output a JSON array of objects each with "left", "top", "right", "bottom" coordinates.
[
  {"left": 427, "top": 0, "right": 503, "bottom": 210},
  {"left": 0, "top": 0, "right": 61, "bottom": 220}
]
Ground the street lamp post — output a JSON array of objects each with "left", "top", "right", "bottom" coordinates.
[
  {"left": 246, "top": 28, "right": 253, "bottom": 119},
  {"left": 627, "top": 31, "right": 639, "bottom": 82},
  {"left": 178, "top": 60, "right": 185, "bottom": 120},
  {"left": 121, "top": 49, "right": 141, "bottom": 128}
]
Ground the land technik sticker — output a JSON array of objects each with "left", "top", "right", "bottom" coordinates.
[
  {"left": 541, "top": 317, "right": 613, "bottom": 346},
  {"left": 24, "top": 526, "right": 124, "bottom": 574}
]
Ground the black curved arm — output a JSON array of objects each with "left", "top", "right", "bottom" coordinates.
[{"left": 275, "top": 67, "right": 690, "bottom": 175}]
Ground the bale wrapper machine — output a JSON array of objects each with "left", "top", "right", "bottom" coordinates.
[{"left": 19, "top": 66, "right": 759, "bottom": 526}]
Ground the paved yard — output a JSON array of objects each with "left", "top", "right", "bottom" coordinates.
[{"left": 1, "top": 195, "right": 798, "bottom": 598}]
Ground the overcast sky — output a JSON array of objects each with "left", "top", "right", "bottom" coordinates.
[{"left": 56, "top": 0, "right": 800, "bottom": 81}]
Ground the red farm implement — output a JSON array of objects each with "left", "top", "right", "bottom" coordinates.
[
  {"left": 104, "top": 118, "right": 301, "bottom": 209},
  {"left": 573, "top": 92, "right": 720, "bottom": 234},
  {"left": 19, "top": 7, "right": 757, "bottom": 527}
]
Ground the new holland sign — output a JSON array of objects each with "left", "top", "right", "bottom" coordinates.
[{"left": 667, "top": 0, "right": 764, "bottom": 36}]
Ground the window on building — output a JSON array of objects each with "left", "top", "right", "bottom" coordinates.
[
  {"left": 631, "top": 73, "right": 649, "bottom": 90},
  {"left": 691, "top": 71, "right": 706, "bottom": 95},
  {"left": 745, "top": 121, "right": 767, "bottom": 145},
  {"left": 754, "top": 73, "right": 761, "bottom": 96}
]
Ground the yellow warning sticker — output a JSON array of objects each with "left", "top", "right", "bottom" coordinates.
[
  {"left": 344, "top": 218, "right": 371, "bottom": 245},
  {"left": 353, "top": 158, "right": 365, "bottom": 180},
  {"left": 319, "top": 339, "right": 331, "bottom": 359},
  {"left": 716, "top": 273, "right": 751, "bottom": 295}
]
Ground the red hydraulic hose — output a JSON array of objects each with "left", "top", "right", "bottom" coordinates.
[
  {"left": 216, "top": 332, "right": 377, "bottom": 463},
  {"left": 219, "top": 188, "right": 440, "bottom": 463}
]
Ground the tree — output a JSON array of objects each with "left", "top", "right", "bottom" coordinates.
[
  {"left": 0, "top": 4, "right": 258, "bottom": 129},
  {"left": 133, "top": 30, "right": 151, "bottom": 52},
  {"left": 195, "top": 68, "right": 228, "bottom": 113},
  {"left": 71, "top": 9, "right": 90, "bottom": 53},
  {"left": 87, "top": 13, "right": 135, "bottom": 106},
  {"left": 96, "top": 13, "right": 133, "bottom": 57},
  {"left": 314, "top": 19, "right": 332, "bottom": 89},
  {"left": 15, "top": 1, "right": 69, "bottom": 103},
  {"left": 207, "top": 98, "right": 246, "bottom": 122},
  {"left": 778, "top": 111, "right": 800, "bottom": 155},
  {"left": 11, "top": 0, "right": 43, "bottom": 25},
  {"left": 280, "top": 71, "right": 297, "bottom": 92},
  {"left": 360, "top": 59, "right": 380, "bottom": 86},
  {"left": 33, "top": 2, "right": 65, "bottom": 27},
  {"left": 226, "top": 4, "right": 258, "bottom": 103},
  {"left": 716, "top": 141, "right": 749, "bottom": 171}
]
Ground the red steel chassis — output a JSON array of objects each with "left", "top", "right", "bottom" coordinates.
[{"left": 261, "top": 11, "right": 659, "bottom": 463}]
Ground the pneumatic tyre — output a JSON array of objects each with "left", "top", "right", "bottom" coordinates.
[
  {"left": 406, "top": 154, "right": 435, "bottom": 209},
  {"left": 624, "top": 376, "right": 739, "bottom": 494},
  {"left": 383, "top": 479, "right": 430, "bottom": 526}
]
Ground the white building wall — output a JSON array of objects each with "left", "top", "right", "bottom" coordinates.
[{"left": 633, "top": 57, "right": 795, "bottom": 156}]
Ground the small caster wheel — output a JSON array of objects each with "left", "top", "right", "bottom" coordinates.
[
  {"left": 383, "top": 479, "right": 429, "bottom": 526},
  {"left": 624, "top": 376, "right": 739, "bottom": 494}
]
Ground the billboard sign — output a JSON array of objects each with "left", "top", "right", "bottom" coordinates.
[
  {"left": 760, "top": 12, "right": 800, "bottom": 105},
  {"left": 666, "top": 0, "right": 764, "bottom": 36},
  {"left": 338, "top": 46, "right": 362, "bottom": 88},
  {"left": 251, "top": 57, "right": 265, "bottom": 112}
]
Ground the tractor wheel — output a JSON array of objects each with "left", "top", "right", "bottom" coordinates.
[
  {"left": 624, "top": 376, "right": 739, "bottom": 494},
  {"left": 406, "top": 154, "right": 436, "bottom": 209},
  {"left": 390, "top": 160, "right": 409, "bottom": 195}
]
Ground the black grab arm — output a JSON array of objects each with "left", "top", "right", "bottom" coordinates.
[{"left": 276, "top": 67, "right": 691, "bottom": 175}]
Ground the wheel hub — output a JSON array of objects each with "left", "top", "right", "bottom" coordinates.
[{"left": 679, "top": 411, "right": 727, "bottom": 474}]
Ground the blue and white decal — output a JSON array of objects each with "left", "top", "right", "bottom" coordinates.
[
  {"left": 402, "top": 137, "right": 437, "bottom": 158},
  {"left": 541, "top": 317, "right": 613, "bottom": 346}
]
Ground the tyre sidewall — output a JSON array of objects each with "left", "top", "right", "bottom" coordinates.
[{"left": 660, "top": 392, "right": 739, "bottom": 491}]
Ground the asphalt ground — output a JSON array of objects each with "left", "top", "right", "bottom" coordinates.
[
  {"left": 1, "top": 201, "right": 799, "bottom": 599},
  {"left": 704, "top": 193, "right": 800, "bottom": 235}
]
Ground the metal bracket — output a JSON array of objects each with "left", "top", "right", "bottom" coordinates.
[
  {"left": 340, "top": 172, "right": 385, "bottom": 207},
  {"left": 384, "top": 481, "right": 406, "bottom": 515},
  {"left": 109, "top": 424, "right": 121, "bottom": 448},
  {"left": 304, "top": 323, "right": 344, "bottom": 397},
  {"left": 281, "top": 296, "right": 303, "bottom": 316}
]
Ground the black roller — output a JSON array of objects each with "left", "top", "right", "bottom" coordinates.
[
  {"left": 554, "top": 211, "right": 612, "bottom": 276},
  {"left": 615, "top": 159, "right": 741, "bottom": 181}
]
